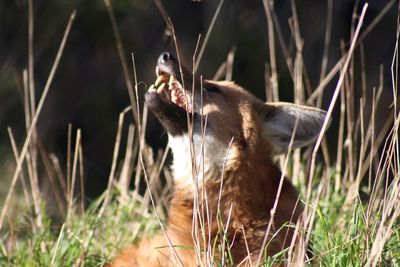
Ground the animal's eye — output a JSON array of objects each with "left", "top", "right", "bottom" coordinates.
[{"left": 203, "top": 84, "right": 221, "bottom": 93}]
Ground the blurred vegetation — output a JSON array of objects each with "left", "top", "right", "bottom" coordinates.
[{"left": 0, "top": 0, "right": 397, "bottom": 199}]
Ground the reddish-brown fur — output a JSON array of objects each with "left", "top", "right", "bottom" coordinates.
[{"left": 109, "top": 80, "right": 317, "bottom": 266}]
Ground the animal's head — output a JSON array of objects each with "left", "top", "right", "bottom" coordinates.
[{"left": 145, "top": 52, "right": 326, "bottom": 185}]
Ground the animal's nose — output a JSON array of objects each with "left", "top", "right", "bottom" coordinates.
[{"left": 158, "top": 52, "right": 171, "bottom": 65}]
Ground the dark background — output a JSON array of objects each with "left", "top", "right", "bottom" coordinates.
[{"left": 0, "top": 0, "right": 397, "bottom": 200}]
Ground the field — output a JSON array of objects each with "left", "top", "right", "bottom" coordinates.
[{"left": 1, "top": 1, "right": 399, "bottom": 266}]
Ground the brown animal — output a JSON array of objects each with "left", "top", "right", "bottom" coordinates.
[{"left": 110, "top": 52, "right": 326, "bottom": 266}]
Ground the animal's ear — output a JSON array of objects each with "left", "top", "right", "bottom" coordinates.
[{"left": 261, "top": 102, "right": 327, "bottom": 155}]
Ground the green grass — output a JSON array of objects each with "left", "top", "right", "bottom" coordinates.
[
  {"left": 1, "top": 171, "right": 399, "bottom": 266},
  {"left": 311, "top": 189, "right": 400, "bottom": 266},
  {"left": 0, "top": 192, "right": 160, "bottom": 267}
]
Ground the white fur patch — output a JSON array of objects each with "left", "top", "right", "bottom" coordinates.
[{"left": 168, "top": 131, "right": 229, "bottom": 189}]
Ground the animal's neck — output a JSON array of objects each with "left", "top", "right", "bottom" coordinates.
[
  {"left": 166, "top": 148, "right": 302, "bottom": 264},
  {"left": 168, "top": 132, "right": 234, "bottom": 189},
  {"left": 167, "top": 155, "right": 285, "bottom": 229}
]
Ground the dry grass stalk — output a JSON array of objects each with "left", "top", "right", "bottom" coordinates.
[
  {"left": 335, "top": 88, "right": 346, "bottom": 191},
  {"left": 99, "top": 107, "right": 131, "bottom": 218},
  {"left": 7, "top": 128, "right": 33, "bottom": 222},
  {"left": 22, "top": 68, "right": 42, "bottom": 229},
  {"left": 256, "top": 119, "right": 299, "bottom": 266},
  {"left": 28, "top": 0, "right": 39, "bottom": 208},
  {"left": 133, "top": 43, "right": 184, "bottom": 267},
  {"left": 262, "top": 0, "right": 279, "bottom": 102},
  {"left": 38, "top": 140, "right": 66, "bottom": 215},
  {"left": 194, "top": 0, "right": 225, "bottom": 71},
  {"left": 269, "top": 2, "right": 294, "bottom": 77},
  {"left": 66, "top": 129, "right": 81, "bottom": 221},
  {"left": 103, "top": 0, "right": 139, "bottom": 125},
  {"left": 318, "top": 0, "right": 333, "bottom": 105},
  {"left": 225, "top": 46, "right": 236, "bottom": 82},
  {"left": 0, "top": 10, "right": 76, "bottom": 231},
  {"left": 295, "top": 4, "right": 369, "bottom": 264},
  {"left": 118, "top": 124, "right": 135, "bottom": 202}
]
